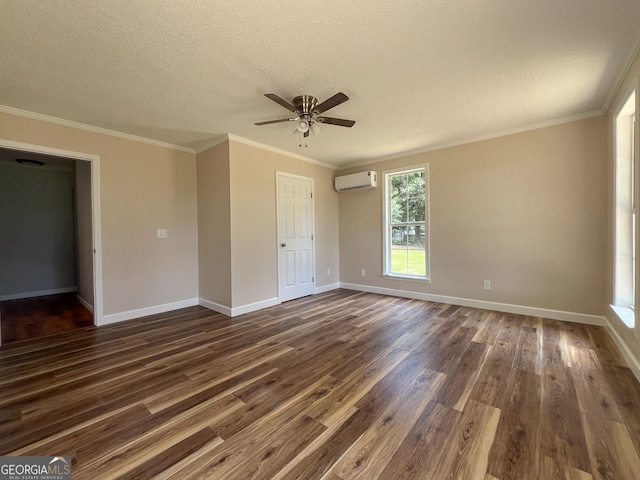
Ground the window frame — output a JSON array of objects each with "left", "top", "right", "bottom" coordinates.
[
  {"left": 382, "top": 164, "right": 430, "bottom": 282},
  {"left": 612, "top": 79, "right": 639, "bottom": 334}
]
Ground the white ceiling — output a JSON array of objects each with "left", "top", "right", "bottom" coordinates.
[{"left": 2, "top": 1, "right": 640, "bottom": 167}]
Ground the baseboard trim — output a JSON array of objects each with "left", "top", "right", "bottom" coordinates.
[
  {"left": 198, "top": 298, "right": 232, "bottom": 317},
  {"left": 231, "top": 297, "right": 279, "bottom": 317},
  {"left": 76, "top": 295, "right": 94, "bottom": 314},
  {"left": 198, "top": 297, "right": 279, "bottom": 317},
  {"left": 99, "top": 298, "right": 199, "bottom": 326},
  {"left": 315, "top": 283, "right": 341, "bottom": 294},
  {"left": 340, "top": 283, "right": 606, "bottom": 326},
  {"left": 0, "top": 287, "right": 77, "bottom": 302},
  {"left": 602, "top": 316, "right": 640, "bottom": 382}
]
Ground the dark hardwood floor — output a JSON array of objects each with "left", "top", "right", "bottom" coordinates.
[
  {"left": 1, "top": 289, "right": 639, "bottom": 479},
  {"left": 0, "top": 293, "right": 94, "bottom": 344}
]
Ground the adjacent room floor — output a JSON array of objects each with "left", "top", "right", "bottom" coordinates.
[
  {"left": 0, "top": 293, "right": 93, "bottom": 344},
  {"left": 1, "top": 289, "right": 639, "bottom": 479}
]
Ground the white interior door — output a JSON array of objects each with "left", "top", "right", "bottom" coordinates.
[{"left": 277, "top": 172, "right": 315, "bottom": 302}]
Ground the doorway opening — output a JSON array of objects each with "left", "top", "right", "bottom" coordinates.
[{"left": 0, "top": 140, "right": 102, "bottom": 345}]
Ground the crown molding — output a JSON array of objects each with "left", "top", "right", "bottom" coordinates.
[
  {"left": 191, "top": 135, "right": 231, "bottom": 153},
  {"left": 340, "top": 109, "right": 604, "bottom": 170},
  {"left": 0, "top": 105, "right": 196, "bottom": 154},
  {"left": 0, "top": 103, "right": 335, "bottom": 169},
  {"left": 226, "top": 133, "right": 337, "bottom": 170}
]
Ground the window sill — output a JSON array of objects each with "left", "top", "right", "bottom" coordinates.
[
  {"left": 610, "top": 304, "right": 635, "bottom": 329},
  {"left": 382, "top": 274, "right": 431, "bottom": 284}
]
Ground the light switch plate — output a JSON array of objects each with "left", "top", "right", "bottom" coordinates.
[{"left": 157, "top": 229, "right": 167, "bottom": 238}]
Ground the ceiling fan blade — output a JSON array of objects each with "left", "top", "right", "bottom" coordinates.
[
  {"left": 254, "top": 118, "right": 296, "bottom": 126},
  {"left": 314, "top": 92, "right": 349, "bottom": 114},
  {"left": 264, "top": 93, "right": 298, "bottom": 113},
  {"left": 316, "top": 116, "right": 355, "bottom": 127}
]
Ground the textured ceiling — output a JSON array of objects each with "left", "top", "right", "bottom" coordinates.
[{"left": 2, "top": 1, "right": 640, "bottom": 167}]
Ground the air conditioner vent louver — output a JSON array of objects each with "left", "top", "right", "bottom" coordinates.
[{"left": 335, "top": 171, "right": 377, "bottom": 192}]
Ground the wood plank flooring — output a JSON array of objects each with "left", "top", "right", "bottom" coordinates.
[
  {"left": 1, "top": 293, "right": 93, "bottom": 344},
  {"left": 1, "top": 289, "right": 639, "bottom": 479}
]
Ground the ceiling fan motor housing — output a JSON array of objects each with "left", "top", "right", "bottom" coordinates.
[{"left": 293, "top": 95, "right": 318, "bottom": 115}]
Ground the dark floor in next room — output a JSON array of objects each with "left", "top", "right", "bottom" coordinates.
[{"left": 0, "top": 293, "right": 93, "bottom": 344}]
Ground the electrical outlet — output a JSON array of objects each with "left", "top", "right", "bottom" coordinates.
[
  {"left": 327, "top": 268, "right": 331, "bottom": 276},
  {"left": 360, "top": 269, "right": 366, "bottom": 277},
  {"left": 483, "top": 280, "right": 491, "bottom": 290}
]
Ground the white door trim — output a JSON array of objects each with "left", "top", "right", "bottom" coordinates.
[
  {"left": 0, "top": 138, "right": 104, "bottom": 334},
  {"left": 275, "top": 171, "right": 316, "bottom": 303}
]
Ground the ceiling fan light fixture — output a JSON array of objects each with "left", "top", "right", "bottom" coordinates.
[
  {"left": 296, "top": 119, "right": 310, "bottom": 133},
  {"left": 310, "top": 121, "right": 322, "bottom": 136}
]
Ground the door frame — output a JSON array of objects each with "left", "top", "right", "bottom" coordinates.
[
  {"left": 0, "top": 138, "right": 103, "bottom": 342},
  {"left": 275, "top": 171, "right": 316, "bottom": 304}
]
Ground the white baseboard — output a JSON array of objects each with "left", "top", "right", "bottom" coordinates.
[
  {"left": 315, "top": 282, "right": 341, "bottom": 294},
  {"left": 232, "top": 297, "right": 279, "bottom": 316},
  {"left": 0, "top": 287, "right": 77, "bottom": 302},
  {"left": 99, "top": 298, "right": 199, "bottom": 326},
  {"left": 602, "top": 316, "right": 640, "bottom": 382},
  {"left": 199, "top": 297, "right": 279, "bottom": 317},
  {"left": 340, "top": 283, "right": 606, "bottom": 326},
  {"left": 76, "top": 295, "right": 94, "bottom": 313},
  {"left": 198, "top": 298, "right": 232, "bottom": 317}
]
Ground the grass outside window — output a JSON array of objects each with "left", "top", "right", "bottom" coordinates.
[{"left": 391, "top": 248, "right": 426, "bottom": 276}]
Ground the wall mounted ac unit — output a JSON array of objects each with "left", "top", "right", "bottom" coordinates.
[{"left": 334, "top": 171, "right": 377, "bottom": 192}]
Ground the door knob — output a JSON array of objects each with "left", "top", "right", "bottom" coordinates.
[{"left": 281, "top": 243, "right": 287, "bottom": 247}]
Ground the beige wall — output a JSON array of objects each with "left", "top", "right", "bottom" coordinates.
[
  {"left": 605, "top": 49, "right": 640, "bottom": 362},
  {"left": 0, "top": 110, "right": 338, "bottom": 319},
  {"left": 339, "top": 116, "right": 606, "bottom": 315},
  {"left": 0, "top": 111, "right": 199, "bottom": 317},
  {"left": 197, "top": 141, "right": 232, "bottom": 307},
  {"left": 229, "top": 140, "right": 339, "bottom": 307}
]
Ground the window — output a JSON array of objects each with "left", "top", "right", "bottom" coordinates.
[
  {"left": 613, "top": 86, "right": 637, "bottom": 329},
  {"left": 383, "top": 165, "right": 429, "bottom": 280}
]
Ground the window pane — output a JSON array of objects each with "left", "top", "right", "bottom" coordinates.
[
  {"left": 391, "top": 174, "right": 408, "bottom": 223},
  {"left": 391, "top": 172, "right": 425, "bottom": 224},
  {"left": 407, "top": 197, "right": 424, "bottom": 222},
  {"left": 391, "top": 226, "right": 426, "bottom": 276},
  {"left": 409, "top": 225, "right": 426, "bottom": 248},
  {"left": 408, "top": 172, "right": 424, "bottom": 197},
  {"left": 391, "top": 225, "right": 408, "bottom": 248},
  {"left": 391, "top": 173, "right": 408, "bottom": 192}
]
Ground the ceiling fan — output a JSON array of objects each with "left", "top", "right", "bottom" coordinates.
[{"left": 255, "top": 92, "right": 355, "bottom": 146}]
